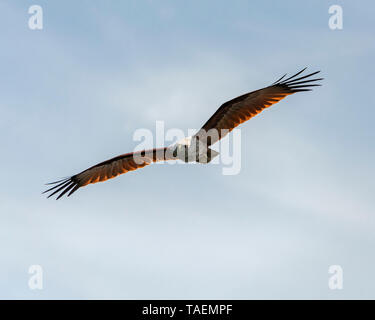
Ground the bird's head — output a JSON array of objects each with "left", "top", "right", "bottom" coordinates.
[
  {"left": 172, "top": 144, "right": 186, "bottom": 158},
  {"left": 170, "top": 137, "right": 192, "bottom": 162}
]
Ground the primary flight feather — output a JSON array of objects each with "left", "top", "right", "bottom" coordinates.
[{"left": 44, "top": 68, "right": 322, "bottom": 199}]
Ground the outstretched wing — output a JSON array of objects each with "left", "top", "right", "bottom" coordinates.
[
  {"left": 195, "top": 68, "right": 322, "bottom": 145},
  {"left": 43, "top": 147, "right": 169, "bottom": 200}
]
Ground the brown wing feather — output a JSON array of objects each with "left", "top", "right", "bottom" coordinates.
[
  {"left": 43, "top": 147, "right": 169, "bottom": 200},
  {"left": 195, "top": 68, "right": 322, "bottom": 145}
]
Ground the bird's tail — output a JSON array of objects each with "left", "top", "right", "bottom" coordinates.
[{"left": 197, "top": 147, "right": 219, "bottom": 164}]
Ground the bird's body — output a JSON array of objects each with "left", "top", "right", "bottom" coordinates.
[
  {"left": 168, "top": 136, "right": 219, "bottom": 163},
  {"left": 44, "top": 68, "right": 322, "bottom": 199}
]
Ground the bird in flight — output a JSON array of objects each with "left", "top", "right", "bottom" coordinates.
[{"left": 44, "top": 68, "right": 322, "bottom": 199}]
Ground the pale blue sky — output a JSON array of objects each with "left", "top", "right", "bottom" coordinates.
[{"left": 0, "top": 0, "right": 374, "bottom": 299}]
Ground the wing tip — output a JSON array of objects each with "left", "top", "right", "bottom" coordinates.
[
  {"left": 273, "top": 67, "right": 323, "bottom": 92},
  {"left": 43, "top": 176, "right": 80, "bottom": 200}
]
